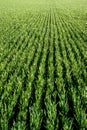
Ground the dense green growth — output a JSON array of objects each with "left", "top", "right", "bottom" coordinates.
[{"left": 0, "top": 0, "right": 87, "bottom": 129}]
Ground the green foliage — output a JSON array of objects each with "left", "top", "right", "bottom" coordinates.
[{"left": 0, "top": 0, "right": 87, "bottom": 129}]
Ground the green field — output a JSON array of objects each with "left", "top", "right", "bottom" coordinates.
[{"left": 0, "top": 0, "right": 87, "bottom": 129}]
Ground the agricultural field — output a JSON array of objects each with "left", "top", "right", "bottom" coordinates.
[{"left": 0, "top": 0, "right": 87, "bottom": 129}]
